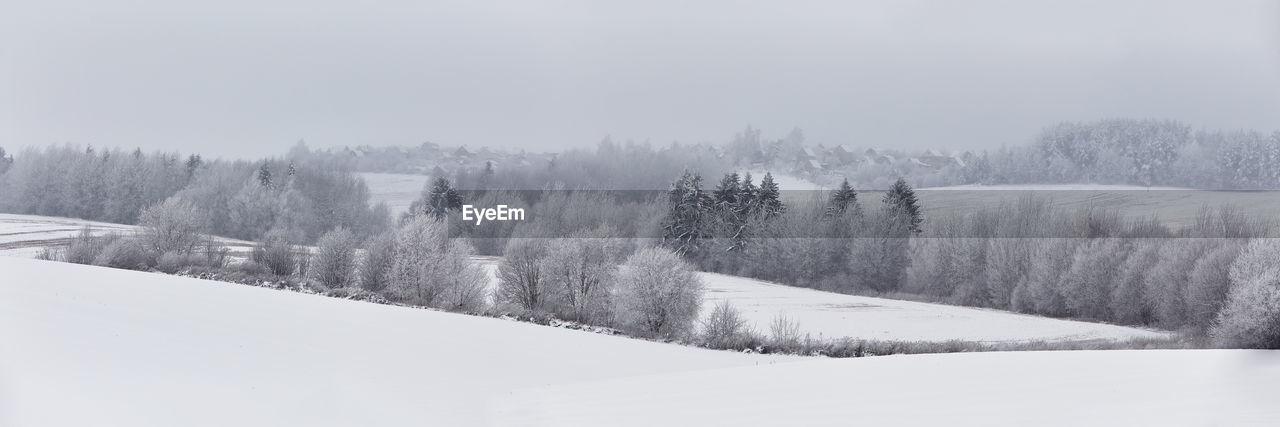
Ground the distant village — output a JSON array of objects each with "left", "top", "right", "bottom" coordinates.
[{"left": 321, "top": 137, "right": 981, "bottom": 188}]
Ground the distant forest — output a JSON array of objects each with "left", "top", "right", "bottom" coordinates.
[{"left": 263, "top": 118, "right": 1280, "bottom": 190}]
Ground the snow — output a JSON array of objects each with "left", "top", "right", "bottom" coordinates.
[
  {"left": 1, "top": 213, "right": 1170, "bottom": 345},
  {"left": 0, "top": 213, "right": 254, "bottom": 258},
  {"left": 697, "top": 272, "right": 1171, "bottom": 343},
  {"left": 0, "top": 214, "right": 138, "bottom": 258},
  {"left": 359, "top": 172, "right": 430, "bottom": 217},
  {"left": 0, "top": 257, "right": 791, "bottom": 427},
  {"left": 494, "top": 349, "right": 1280, "bottom": 426},
  {"left": 921, "top": 183, "right": 1192, "bottom": 191},
  {"left": 745, "top": 170, "right": 824, "bottom": 191}
]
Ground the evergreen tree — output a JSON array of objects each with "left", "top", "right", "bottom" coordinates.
[
  {"left": 0, "top": 146, "right": 11, "bottom": 175},
  {"left": 257, "top": 164, "right": 273, "bottom": 187},
  {"left": 755, "top": 172, "right": 784, "bottom": 219},
  {"left": 409, "top": 177, "right": 463, "bottom": 220},
  {"left": 738, "top": 172, "right": 758, "bottom": 216},
  {"left": 826, "top": 178, "right": 859, "bottom": 218},
  {"left": 711, "top": 172, "right": 741, "bottom": 208},
  {"left": 883, "top": 177, "right": 922, "bottom": 232},
  {"left": 662, "top": 171, "right": 712, "bottom": 255}
]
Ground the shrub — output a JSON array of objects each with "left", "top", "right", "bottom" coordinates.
[
  {"left": 94, "top": 237, "right": 150, "bottom": 270},
  {"left": 252, "top": 230, "right": 297, "bottom": 276},
  {"left": 309, "top": 227, "right": 359, "bottom": 288},
  {"left": 64, "top": 227, "right": 109, "bottom": 265},
  {"left": 615, "top": 247, "right": 705, "bottom": 338},
  {"left": 358, "top": 231, "right": 396, "bottom": 292},
  {"left": 139, "top": 198, "right": 210, "bottom": 255},
  {"left": 156, "top": 250, "right": 206, "bottom": 274},
  {"left": 200, "top": 239, "right": 231, "bottom": 268},
  {"left": 700, "top": 301, "right": 757, "bottom": 350},
  {"left": 768, "top": 315, "right": 804, "bottom": 350}
]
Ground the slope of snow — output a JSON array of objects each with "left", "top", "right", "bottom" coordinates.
[
  {"left": 0, "top": 258, "right": 791, "bottom": 427},
  {"left": 698, "top": 272, "right": 1170, "bottom": 343},
  {"left": 495, "top": 349, "right": 1280, "bottom": 426}
]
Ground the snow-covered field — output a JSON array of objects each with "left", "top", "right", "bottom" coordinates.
[
  {"left": 911, "top": 185, "right": 1280, "bottom": 229},
  {"left": 921, "top": 183, "right": 1193, "bottom": 191},
  {"left": 0, "top": 257, "right": 791, "bottom": 427},
  {"left": 494, "top": 349, "right": 1280, "bottom": 426},
  {"left": 359, "top": 172, "right": 430, "bottom": 217},
  {"left": 0, "top": 213, "right": 254, "bottom": 258},
  {"left": 3, "top": 258, "right": 1272, "bottom": 427},
  {"left": 0, "top": 214, "right": 138, "bottom": 258},
  {"left": 698, "top": 272, "right": 1170, "bottom": 343}
]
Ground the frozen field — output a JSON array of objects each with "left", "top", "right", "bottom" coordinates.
[
  {"left": 697, "top": 272, "right": 1170, "bottom": 343},
  {"left": 912, "top": 184, "right": 1280, "bottom": 229},
  {"left": 0, "top": 213, "right": 254, "bottom": 258},
  {"left": 495, "top": 349, "right": 1280, "bottom": 426},
  {"left": 359, "top": 172, "right": 430, "bottom": 217},
  {"left": 0, "top": 257, "right": 791, "bottom": 427}
]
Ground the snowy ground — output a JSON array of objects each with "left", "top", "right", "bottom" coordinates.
[
  {"left": 0, "top": 213, "right": 254, "bottom": 258},
  {"left": 911, "top": 184, "right": 1280, "bottom": 229},
  {"left": 359, "top": 172, "right": 429, "bottom": 217},
  {"left": 920, "top": 183, "right": 1193, "bottom": 191},
  {"left": 697, "top": 272, "right": 1169, "bottom": 343},
  {"left": 494, "top": 349, "right": 1280, "bottom": 426},
  {"left": 0, "top": 257, "right": 791, "bottom": 427},
  {"left": 3, "top": 258, "right": 1271, "bottom": 426}
]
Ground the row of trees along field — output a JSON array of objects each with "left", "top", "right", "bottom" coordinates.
[{"left": 0, "top": 145, "right": 390, "bottom": 244}]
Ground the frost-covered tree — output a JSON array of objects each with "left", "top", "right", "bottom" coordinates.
[
  {"left": 139, "top": 198, "right": 210, "bottom": 256},
  {"left": 309, "top": 227, "right": 359, "bottom": 288},
  {"left": 359, "top": 230, "right": 397, "bottom": 292},
  {"left": 407, "top": 177, "right": 463, "bottom": 220},
  {"left": 754, "top": 172, "right": 784, "bottom": 219},
  {"left": 1212, "top": 239, "right": 1280, "bottom": 348},
  {"left": 882, "top": 178, "right": 922, "bottom": 233},
  {"left": 615, "top": 247, "right": 705, "bottom": 338},
  {"left": 825, "top": 178, "right": 859, "bottom": 218},
  {"left": 496, "top": 238, "right": 550, "bottom": 311},
  {"left": 386, "top": 216, "right": 484, "bottom": 310},
  {"left": 662, "top": 171, "right": 712, "bottom": 255},
  {"left": 252, "top": 229, "right": 297, "bottom": 276},
  {"left": 700, "top": 300, "right": 754, "bottom": 350},
  {"left": 543, "top": 232, "right": 623, "bottom": 324},
  {"left": 1185, "top": 241, "right": 1244, "bottom": 330}
]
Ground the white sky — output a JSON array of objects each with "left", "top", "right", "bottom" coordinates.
[{"left": 2, "top": 0, "right": 1278, "bottom": 159}]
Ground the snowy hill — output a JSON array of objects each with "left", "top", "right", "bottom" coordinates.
[
  {"left": 0, "top": 258, "right": 790, "bottom": 427},
  {"left": 494, "top": 349, "right": 1280, "bottom": 426}
]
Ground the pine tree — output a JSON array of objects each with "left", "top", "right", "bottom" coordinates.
[
  {"left": 738, "top": 172, "right": 758, "bottom": 216},
  {"left": 257, "top": 164, "right": 273, "bottom": 187},
  {"left": 0, "top": 146, "right": 11, "bottom": 175},
  {"left": 826, "top": 178, "right": 859, "bottom": 217},
  {"left": 883, "top": 177, "right": 922, "bottom": 232},
  {"left": 662, "top": 171, "right": 712, "bottom": 255},
  {"left": 712, "top": 172, "right": 740, "bottom": 209},
  {"left": 410, "top": 177, "right": 463, "bottom": 220},
  {"left": 756, "top": 172, "right": 784, "bottom": 219}
]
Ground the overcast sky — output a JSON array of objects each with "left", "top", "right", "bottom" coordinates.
[{"left": 2, "top": 0, "right": 1278, "bottom": 159}]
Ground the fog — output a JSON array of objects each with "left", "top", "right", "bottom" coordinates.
[{"left": 2, "top": 0, "right": 1277, "bottom": 158}]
